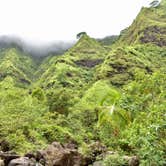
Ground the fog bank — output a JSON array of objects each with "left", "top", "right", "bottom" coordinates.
[{"left": 0, "top": 36, "right": 76, "bottom": 57}]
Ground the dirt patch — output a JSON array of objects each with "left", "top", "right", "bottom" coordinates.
[
  {"left": 75, "top": 59, "right": 103, "bottom": 68},
  {"left": 110, "top": 63, "right": 128, "bottom": 73},
  {"left": 140, "top": 26, "right": 166, "bottom": 47},
  {"left": 20, "top": 78, "right": 31, "bottom": 84}
]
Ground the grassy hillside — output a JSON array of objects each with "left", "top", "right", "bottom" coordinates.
[{"left": 0, "top": 1, "right": 165, "bottom": 165}]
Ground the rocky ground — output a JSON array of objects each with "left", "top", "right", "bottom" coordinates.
[{"left": 0, "top": 141, "right": 139, "bottom": 166}]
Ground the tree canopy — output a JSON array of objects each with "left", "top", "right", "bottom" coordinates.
[
  {"left": 76, "top": 32, "right": 87, "bottom": 39},
  {"left": 149, "top": 0, "right": 160, "bottom": 7}
]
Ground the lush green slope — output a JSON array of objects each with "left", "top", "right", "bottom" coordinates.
[
  {"left": 96, "top": 44, "right": 166, "bottom": 86},
  {"left": 0, "top": 1, "right": 165, "bottom": 165},
  {"left": 117, "top": 0, "right": 166, "bottom": 47},
  {"left": 0, "top": 48, "right": 36, "bottom": 87}
]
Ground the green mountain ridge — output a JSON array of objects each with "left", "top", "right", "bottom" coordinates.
[
  {"left": 117, "top": 1, "right": 166, "bottom": 46},
  {"left": 0, "top": 1, "right": 166, "bottom": 165}
]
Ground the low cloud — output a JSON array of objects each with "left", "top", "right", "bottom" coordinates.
[{"left": 0, "top": 35, "right": 75, "bottom": 57}]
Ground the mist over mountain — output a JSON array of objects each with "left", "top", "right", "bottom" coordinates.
[
  {"left": 0, "top": 35, "right": 119, "bottom": 57},
  {"left": 0, "top": 35, "right": 76, "bottom": 57}
]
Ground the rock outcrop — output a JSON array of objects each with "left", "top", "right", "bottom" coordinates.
[
  {"left": 0, "top": 141, "right": 140, "bottom": 166},
  {"left": 36, "top": 142, "right": 87, "bottom": 166},
  {"left": 0, "top": 152, "right": 20, "bottom": 165},
  {"left": 0, "top": 142, "right": 90, "bottom": 166}
]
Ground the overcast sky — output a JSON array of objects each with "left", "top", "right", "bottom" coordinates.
[{"left": 0, "top": 0, "right": 154, "bottom": 44}]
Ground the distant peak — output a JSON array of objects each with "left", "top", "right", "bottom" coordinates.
[
  {"left": 77, "top": 33, "right": 92, "bottom": 43},
  {"left": 69, "top": 33, "right": 106, "bottom": 55}
]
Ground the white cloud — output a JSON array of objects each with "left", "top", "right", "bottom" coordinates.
[{"left": 0, "top": 0, "right": 152, "bottom": 43}]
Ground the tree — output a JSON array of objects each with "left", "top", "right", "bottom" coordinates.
[
  {"left": 46, "top": 88, "right": 72, "bottom": 115},
  {"left": 149, "top": 0, "right": 160, "bottom": 7},
  {"left": 76, "top": 32, "right": 87, "bottom": 39}
]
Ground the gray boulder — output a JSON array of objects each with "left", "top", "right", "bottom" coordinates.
[{"left": 8, "top": 157, "right": 36, "bottom": 166}]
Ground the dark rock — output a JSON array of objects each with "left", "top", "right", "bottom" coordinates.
[
  {"left": 36, "top": 150, "right": 43, "bottom": 162},
  {"left": 140, "top": 26, "right": 166, "bottom": 47},
  {"left": 24, "top": 152, "right": 36, "bottom": 159},
  {"left": 79, "top": 142, "right": 107, "bottom": 165},
  {"left": 66, "top": 72, "right": 73, "bottom": 77},
  {"left": 55, "top": 59, "right": 66, "bottom": 64},
  {"left": 75, "top": 59, "right": 103, "bottom": 68},
  {"left": 37, "top": 142, "right": 87, "bottom": 166},
  {"left": 19, "top": 78, "right": 31, "bottom": 85},
  {"left": 145, "top": 66, "right": 153, "bottom": 74},
  {"left": 0, "top": 152, "right": 20, "bottom": 165},
  {"left": 8, "top": 157, "right": 36, "bottom": 166},
  {"left": 88, "top": 141, "right": 107, "bottom": 157},
  {"left": 64, "top": 141, "right": 78, "bottom": 149},
  {"left": 110, "top": 63, "right": 127, "bottom": 73}
]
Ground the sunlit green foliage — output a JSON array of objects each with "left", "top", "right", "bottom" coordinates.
[{"left": 0, "top": 1, "right": 165, "bottom": 165}]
